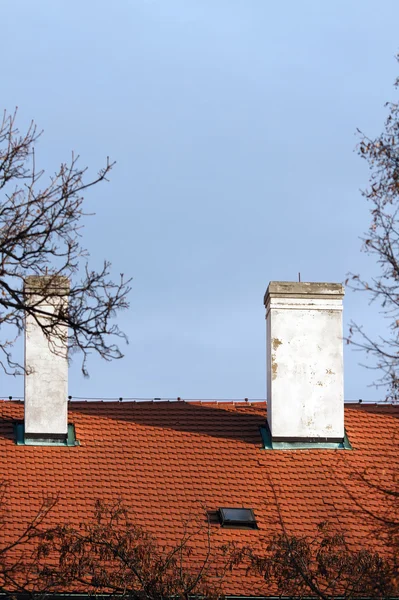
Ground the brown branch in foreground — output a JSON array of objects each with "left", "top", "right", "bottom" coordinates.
[
  {"left": 32, "top": 500, "right": 225, "bottom": 600},
  {"left": 0, "top": 482, "right": 59, "bottom": 597},
  {"left": 226, "top": 474, "right": 398, "bottom": 599}
]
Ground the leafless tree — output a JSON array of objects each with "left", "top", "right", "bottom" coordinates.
[
  {"left": 0, "top": 482, "right": 58, "bottom": 597},
  {"left": 226, "top": 473, "right": 398, "bottom": 600},
  {"left": 0, "top": 489, "right": 396, "bottom": 599},
  {"left": 0, "top": 109, "right": 131, "bottom": 376},
  {"left": 347, "top": 55, "right": 399, "bottom": 399},
  {"left": 231, "top": 525, "right": 396, "bottom": 600},
  {"left": 33, "top": 500, "right": 225, "bottom": 600}
]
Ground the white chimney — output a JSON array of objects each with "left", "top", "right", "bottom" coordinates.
[
  {"left": 264, "top": 282, "right": 344, "bottom": 441},
  {"left": 24, "top": 276, "right": 69, "bottom": 441}
]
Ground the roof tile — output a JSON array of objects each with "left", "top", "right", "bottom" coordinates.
[{"left": 0, "top": 400, "right": 397, "bottom": 595}]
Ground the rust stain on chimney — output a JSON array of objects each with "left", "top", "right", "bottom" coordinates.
[
  {"left": 271, "top": 355, "right": 278, "bottom": 380},
  {"left": 271, "top": 339, "right": 282, "bottom": 380}
]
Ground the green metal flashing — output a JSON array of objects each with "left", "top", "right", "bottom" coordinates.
[
  {"left": 260, "top": 423, "right": 352, "bottom": 450},
  {"left": 14, "top": 422, "right": 79, "bottom": 446}
]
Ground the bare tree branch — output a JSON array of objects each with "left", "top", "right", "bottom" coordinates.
[
  {"left": 346, "top": 55, "right": 399, "bottom": 399},
  {"left": 0, "top": 108, "right": 131, "bottom": 376},
  {"left": 33, "top": 500, "right": 224, "bottom": 600}
]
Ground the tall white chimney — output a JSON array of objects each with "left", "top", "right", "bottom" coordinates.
[
  {"left": 24, "top": 276, "right": 69, "bottom": 441},
  {"left": 264, "top": 282, "right": 344, "bottom": 442}
]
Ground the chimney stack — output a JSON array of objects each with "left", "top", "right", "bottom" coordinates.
[
  {"left": 24, "top": 276, "right": 69, "bottom": 442},
  {"left": 264, "top": 282, "right": 344, "bottom": 442}
]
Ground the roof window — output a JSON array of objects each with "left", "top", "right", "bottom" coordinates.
[{"left": 218, "top": 507, "right": 257, "bottom": 529}]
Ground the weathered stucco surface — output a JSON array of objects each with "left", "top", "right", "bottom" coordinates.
[
  {"left": 24, "top": 276, "right": 69, "bottom": 437},
  {"left": 264, "top": 282, "right": 345, "bottom": 441}
]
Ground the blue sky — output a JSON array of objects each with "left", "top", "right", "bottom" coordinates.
[{"left": 1, "top": 1, "right": 399, "bottom": 401}]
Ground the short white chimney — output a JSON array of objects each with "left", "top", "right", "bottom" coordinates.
[
  {"left": 24, "top": 276, "right": 69, "bottom": 441},
  {"left": 264, "top": 282, "right": 344, "bottom": 441}
]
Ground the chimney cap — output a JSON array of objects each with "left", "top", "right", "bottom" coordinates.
[
  {"left": 24, "top": 275, "right": 70, "bottom": 296},
  {"left": 264, "top": 281, "right": 344, "bottom": 306}
]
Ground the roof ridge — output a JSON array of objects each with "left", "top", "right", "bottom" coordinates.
[{"left": 0, "top": 398, "right": 397, "bottom": 406}]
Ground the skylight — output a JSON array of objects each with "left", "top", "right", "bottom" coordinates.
[{"left": 218, "top": 507, "right": 257, "bottom": 528}]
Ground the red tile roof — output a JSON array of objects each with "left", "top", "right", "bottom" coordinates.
[{"left": 0, "top": 399, "right": 398, "bottom": 596}]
